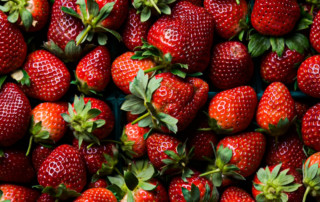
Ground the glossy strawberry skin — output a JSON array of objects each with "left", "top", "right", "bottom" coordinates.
[
  {"left": 310, "top": 12, "right": 320, "bottom": 53},
  {"left": 147, "top": 1, "right": 214, "bottom": 73},
  {"left": 251, "top": 0, "right": 300, "bottom": 36},
  {"left": 302, "top": 103, "right": 320, "bottom": 151},
  {"left": 74, "top": 188, "right": 117, "bottom": 202},
  {"left": 297, "top": 55, "right": 320, "bottom": 98},
  {"left": 126, "top": 111, "right": 140, "bottom": 123},
  {"left": 88, "top": 179, "right": 108, "bottom": 188},
  {"left": 261, "top": 48, "right": 305, "bottom": 84},
  {"left": 220, "top": 186, "right": 254, "bottom": 202},
  {"left": 37, "top": 144, "right": 87, "bottom": 192},
  {"left": 24, "top": 0, "right": 50, "bottom": 32},
  {"left": 133, "top": 179, "right": 168, "bottom": 202},
  {"left": 20, "top": 50, "right": 71, "bottom": 101},
  {"left": 295, "top": 101, "right": 309, "bottom": 120},
  {"left": 204, "top": 0, "right": 248, "bottom": 39},
  {"left": 209, "top": 41, "right": 254, "bottom": 89},
  {"left": 32, "top": 145, "right": 54, "bottom": 172},
  {"left": 0, "top": 83, "right": 31, "bottom": 147},
  {"left": 0, "top": 184, "right": 40, "bottom": 202},
  {"left": 37, "top": 193, "right": 56, "bottom": 202},
  {"left": 187, "top": 131, "right": 218, "bottom": 161},
  {"left": 0, "top": 11, "right": 27, "bottom": 75},
  {"left": 0, "top": 149, "right": 35, "bottom": 183}
]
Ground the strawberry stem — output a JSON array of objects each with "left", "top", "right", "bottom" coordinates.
[
  {"left": 131, "top": 112, "right": 150, "bottom": 125},
  {"left": 303, "top": 186, "right": 311, "bottom": 202},
  {"left": 149, "top": 0, "right": 161, "bottom": 14},
  {"left": 197, "top": 128, "right": 212, "bottom": 132},
  {"left": 77, "top": 25, "right": 92, "bottom": 46},
  {"left": 199, "top": 168, "right": 220, "bottom": 177},
  {"left": 310, "top": 4, "right": 315, "bottom": 15},
  {"left": 144, "top": 65, "right": 166, "bottom": 73},
  {"left": 26, "top": 135, "right": 33, "bottom": 156}
]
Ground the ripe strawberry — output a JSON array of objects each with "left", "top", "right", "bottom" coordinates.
[
  {"left": 295, "top": 101, "right": 309, "bottom": 120},
  {"left": 256, "top": 82, "right": 296, "bottom": 137},
  {"left": 0, "top": 149, "right": 35, "bottom": 183},
  {"left": 302, "top": 152, "right": 320, "bottom": 201},
  {"left": 220, "top": 186, "right": 254, "bottom": 202},
  {"left": 74, "top": 46, "right": 111, "bottom": 95},
  {"left": 32, "top": 145, "right": 54, "bottom": 172},
  {"left": 147, "top": 1, "right": 214, "bottom": 73},
  {"left": 0, "top": 11, "right": 27, "bottom": 75},
  {"left": 128, "top": 179, "right": 168, "bottom": 202},
  {"left": 37, "top": 144, "right": 87, "bottom": 198},
  {"left": 204, "top": 0, "right": 248, "bottom": 39},
  {"left": 121, "top": 123, "right": 150, "bottom": 158},
  {"left": 126, "top": 111, "right": 140, "bottom": 123},
  {"left": 74, "top": 188, "right": 117, "bottom": 202},
  {"left": 208, "top": 41, "right": 254, "bottom": 89},
  {"left": 0, "top": 82, "right": 31, "bottom": 147},
  {"left": 187, "top": 131, "right": 218, "bottom": 161},
  {"left": 207, "top": 86, "right": 257, "bottom": 134},
  {"left": 297, "top": 55, "right": 320, "bottom": 98},
  {"left": 13, "top": 50, "right": 71, "bottom": 102},
  {"left": 310, "top": 12, "right": 320, "bottom": 53},
  {"left": 37, "top": 193, "right": 56, "bottom": 202},
  {"left": 0, "top": 184, "right": 39, "bottom": 202},
  {"left": 111, "top": 52, "right": 156, "bottom": 94},
  {"left": 261, "top": 48, "right": 305, "bottom": 84},
  {"left": 302, "top": 103, "right": 320, "bottom": 151},
  {"left": 252, "top": 164, "right": 304, "bottom": 202},
  {"left": 251, "top": 0, "right": 300, "bottom": 36},
  {"left": 88, "top": 179, "right": 108, "bottom": 188}
]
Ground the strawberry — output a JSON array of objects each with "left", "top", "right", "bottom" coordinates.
[
  {"left": 0, "top": 0, "right": 49, "bottom": 32},
  {"left": 302, "top": 103, "right": 320, "bottom": 151},
  {"left": 295, "top": 101, "right": 309, "bottom": 120},
  {"left": 111, "top": 52, "right": 156, "bottom": 94},
  {"left": 297, "top": 55, "right": 320, "bottom": 98},
  {"left": 62, "top": 96, "right": 114, "bottom": 147},
  {"left": 12, "top": 50, "right": 71, "bottom": 102},
  {"left": 74, "top": 188, "right": 117, "bottom": 202},
  {"left": 37, "top": 144, "right": 87, "bottom": 199},
  {"left": 206, "top": 86, "right": 257, "bottom": 134},
  {"left": 130, "top": 179, "right": 168, "bottom": 202},
  {"left": 204, "top": 0, "right": 248, "bottom": 39},
  {"left": 37, "top": 193, "right": 56, "bottom": 202},
  {"left": 126, "top": 111, "right": 140, "bottom": 123},
  {"left": 73, "top": 46, "right": 111, "bottom": 95},
  {"left": 32, "top": 145, "right": 54, "bottom": 172},
  {"left": 208, "top": 42, "right": 254, "bottom": 90},
  {"left": 256, "top": 82, "right": 296, "bottom": 137},
  {"left": 121, "top": 123, "right": 150, "bottom": 158},
  {"left": 0, "top": 82, "right": 31, "bottom": 147},
  {"left": 252, "top": 164, "right": 304, "bottom": 202},
  {"left": 302, "top": 152, "right": 320, "bottom": 201},
  {"left": 88, "top": 179, "right": 108, "bottom": 188},
  {"left": 0, "top": 184, "right": 39, "bottom": 202},
  {"left": 187, "top": 131, "right": 218, "bottom": 161},
  {"left": 0, "top": 11, "right": 27, "bottom": 75},
  {"left": 310, "top": 11, "right": 320, "bottom": 53},
  {"left": 0, "top": 148, "right": 35, "bottom": 183},
  {"left": 147, "top": 1, "right": 214, "bottom": 73},
  {"left": 260, "top": 48, "right": 305, "bottom": 84},
  {"left": 220, "top": 186, "right": 254, "bottom": 202}
]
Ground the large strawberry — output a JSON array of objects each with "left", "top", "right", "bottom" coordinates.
[
  {"left": 0, "top": 184, "right": 39, "bottom": 202},
  {"left": 32, "top": 145, "right": 54, "bottom": 172},
  {"left": 220, "top": 186, "right": 254, "bottom": 202},
  {"left": 302, "top": 103, "right": 320, "bottom": 151},
  {"left": 302, "top": 152, "right": 320, "bottom": 201},
  {"left": 0, "top": 82, "right": 31, "bottom": 147},
  {"left": 310, "top": 11, "right": 320, "bottom": 53},
  {"left": 74, "top": 188, "right": 117, "bottom": 202},
  {"left": 0, "top": 11, "right": 27, "bottom": 75},
  {"left": 209, "top": 41, "right": 254, "bottom": 90}
]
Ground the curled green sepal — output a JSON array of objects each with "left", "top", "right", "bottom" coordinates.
[
  {"left": 182, "top": 184, "right": 200, "bottom": 202},
  {"left": 197, "top": 112, "right": 233, "bottom": 134},
  {"left": 120, "top": 128, "right": 138, "bottom": 158},
  {"left": 71, "top": 71, "right": 102, "bottom": 96},
  {"left": 255, "top": 117, "right": 295, "bottom": 137},
  {"left": 302, "top": 159, "right": 320, "bottom": 202},
  {"left": 35, "top": 184, "right": 81, "bottom": 200},
  {"left": 133, "top": 0, "right": 175, "bottom": 22}
]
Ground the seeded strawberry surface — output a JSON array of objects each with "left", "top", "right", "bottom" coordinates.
[
  {"left": 220, "top": 186, "right": 254, "bottom": 202},
  {"left": 302, "top": 103, "right": 320, "bottom": 151},
  {"left": 0, "top": 184, "right": 40, "bottom": 202},
  {"left": 74, "top": 188, "right": 117, "bottom": 202},
  {"left": 310, "top": 11, "right": 320, "bottom": 53}
]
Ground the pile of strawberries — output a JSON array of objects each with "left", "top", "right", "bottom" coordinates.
[{"left": 2, "top": 0, "right": 320, "bottom": 201}]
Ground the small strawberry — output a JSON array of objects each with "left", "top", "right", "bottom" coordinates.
[
  {"left": 220, "top": 186, "right": 254, "bottom": 202},
  {"left": 310, "top": 11, "right": 320, "bottom": 53},
  {"left": 252, "top": 164, "right": 304, "bottom": 202},
  {"left": 88, "top": 179, "right": 108, "bottom": 188},
  {"left": 302, "top": 152, "right": 320, "bottom": 201},
  {"left": 295, "top": 100, "right": 309, "bottom": 120},
  {"left": 0, "top": 184, "right": 39, "bottom": 202},
  {"left": 74, "top": 188, "right": 117, "bottom": 202},
  {"left": 32, "top": 145, "right": 54, "bottom": 172},
  {"left": 208, "top": 41, "right": 254, "bottom": 90},
  {"left": 256, "top": 82, "right": 296, "bottom": 137},
  {"left": 302, "top": 103, "right": 320, "bottom": 151},
  {"left": 73, "top": 46, "right": 111, "bottom": 95}
]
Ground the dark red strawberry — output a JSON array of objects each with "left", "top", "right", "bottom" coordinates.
[
  {"left": 0, "top": 82, "right": 31, "bottom": 147},
  {"left": 295, "top": 101, "right": 309, "bottom": 120},
  {"left": 74, "top": 188, "right": 117, "bottom": 202},
  {"left": 88, "top": 179, "right": 108, "bottom": 188},
  {"left": 221, "top": 186, "right": 254, "bottom": 202},
  {"left": 37, "top": 193, "right": 56, "bottom": 202},
  {"left": 187, "top": 131, "right": 218, "bottom": 161},
  {"left": 0, "top": 184, "right": 39, "bottom": 202},
  {"left": 0, "top": 11, "right": 27, "bottom": 75},
  {"left": 32, "top": 145, "right": 54, "bottom": 172},
  {"left": 302, "top": 103, "right": 320, "bottom": 151},
  {"left": 209, "top": 41, "right": 254, "bottom": 89},
  {"left": 310, "top": 11, "right": 320, "bottom": 53},
  {"left": 126, "top": 111, "right": 140, "bottom": 123}
]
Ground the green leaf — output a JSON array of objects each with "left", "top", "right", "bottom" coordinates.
[
  {"left": 218, "top": 146, "right": 232, "bottom": 164},
  {"left": 157, "top": 112, "right": 178, "bottom": 133},
  {"left": 107, "top": 184, "right": 125, "bottom": 201},
  {"left": 182, "top": 187, "right": 192, "bottom": 202},
  {"left": 164, "top": 150, "right": 179, "bottom": 160},
  {"left": 280, "top": 193, "right": 288, "bottom": 202},
  {"left": 139, "top": 182, "right": 157, "bottom": 191},
  {"left": 211, "top": 172, "right": 222, "bottom": 187},
  {"left": 270, "top": 163, "right": 282, "bottom": 180},
  {"left": 94, "top": 119, "right": 105, "bottom": 128},
  {"left": 87, "top": 109, "right": 101, "bottom": 119},
  {"left": 61, "top": 7, "right": 81, "bottom": 19},
  {"left": 248, "top": 33, "right": 271, "bottom": 57},
  {"left": 285, "top": 33, "right": 309, "bottom": 54},
  {"left": 140, "top": 7, "right": 151, "bottom": 22},
  {"left": 127, "top": 191, "right": 134, "bottom": 202},
  {"left": 158, "top": 3, "right": 171, "bottom": 15},
  {"left": 76, "top": 29, "right": 89, "bottom": 45},
  {"left": 20, "top": 8, "right": 33, "bottom": 30},
  {"left": 64, "top": 40, "right": 82, "bottom": 60},
  {"left": 124, "top": 171, "right": 139, "bottom": 191},
  {"left": 256, "top": 193, "right": 266, "bottom": 202},
  {"left": 138, "top": 116, "right": 152, "bottom": 127},
  {"left": 97, "top": 33, "right": 108, "bottom": 45},
  {"left": 170, "top": 69, "right": 187, "bottom": 78},
  {"left": 121, "top": 95, "right": 146, "bottom": 114},
  {"left": 97, "top": 2, "right": 115, "bottom": 22},
  {"left": 257, "top": 168, "right": 268, "bottom": 184},
  {"left": 270, "top": 37, "right": 285, "bottom": 57},
  {"left": 0, "top": 2, "right": 11, "bottom": 12},
  {"left": 7, "top": 11, "right": 19, "bottom": 23},
  {"left": 87, "top": 0, "right": 99, "bottom": 17},
  {"left": 0, "top": 76, "right": 7, "bottom": 89},
  {"left": 146, "top": 77, "right": 162, "bottom": 101},
  {"left": 129, "top": 69, "right": 148, "bottom": 99},
  {"left": 76, "top": 0, "right": 88, "bottom": 20},
  {"left": 143, "top": 128, "right": 153, "bottom": 139},
  {"left": 97, "top": 26, "right": 122, "bottom": 42}
]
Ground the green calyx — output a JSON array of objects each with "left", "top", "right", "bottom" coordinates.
[
  {"left": 302, "top": 159, "right": 320, "bottom": 202},
  {"left": 198, "top": 112, "right": 233, "bottom": 134},
  {"left": 0, "top": 76, "right": 7, "bottom": 89},
  {"left": 71, "top": 72, "right": 101, "bottom": 96},
  {"left": 182, "top": 182, "right": 218, "bottom": 202},
  {"left": 256, "top": 117, "right": 295, "bottom": 138},
  {"left": 62, "top": 0, "right": 121, "bottom": 46},
  {"left": 34, "top": 184, "right": 81, "bottom": 200},
  {"left": 120, "top": 129, "right": 137, "bottom": 158},
  {"left": 120, "top": 69, "right": 179, "bottom": 133},
  {"left": 254, "top": 164, "right": 302, "bottom": 202},
  {"left": 61, "top": 95, "right": 106, "bottom": 148},
  {"left": 11, "top": 69, "right": 30, "bottom": 87}
]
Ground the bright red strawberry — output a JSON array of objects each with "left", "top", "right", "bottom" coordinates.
[
  {"left": 302, "top": 103, "right": 320, "bottom": 151},
  {"left": 298, "top": 55, "right": 320, "bottom": 98},
  {"left": 13, "top": 50, "right": 71, "bottom": 101},
  {"left": 32, "top": 145, "right": 54, "bottom": 172},
  {"left": 252, "top": 164, "right": 304, "bottom": 202},
  {"left": 74, "top": 188, "right": 117, "bottom": 202},
  {"left": 0, "top": 82, "right": 31, "bottom": 147},
  {"left": 207, "top": 86, "right": 257, "bottom": 134},
  {"left": 251, "top": 0, "right": 300, "bottom": 36},
  {"left": 0, "top": 184, "right": 39, "bottom": 202},
  {"left": 88, "top": 179, "right": 108, "bottom": 188},
  {"left": 0, "top": 11, "right": 27, "bottom": 75},
  {"left": 310, "top": 12, "right": 320, "bottom": 53},
  {"left": 209, "top": 41, "right": 254, "bottom": 89},
  {"left": 302, "top": 152, "right": 320, "bottom": 201},
  {"left": 111, "top": 52, "right": 156, "bottom": 94},
  {"left": 204, "top": 0, "right": 248, "bottom": 39},
  {"left": 74, "top": 46, "right": 111, "bottom": 95},
  {"left": 261, "top": 48, "right": 305, "bottom": 84},
  {"left": 129, "top": 179, "right": 168, "bottom": 202},
  {"left": 220, "top": 186, "right": 254, "bottom": 202},
  {"left": 295, "top": 100, "right": 309, "bottom": 120},
  {"left": 0, "top": 149, "right": 35, "bottom": 183},
  {"left": 147, "top": 1, "right": 214, "bottom": 73},
  {"left": 256, "top": 82, "right": 296, "bottom": 137}
]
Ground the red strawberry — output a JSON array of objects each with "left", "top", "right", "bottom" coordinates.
[
  {"left": 310, "top": 11, "right": 320, "bottom": 53},
  {"left": 261, "top": 48, "right": 305, "bottom": 84},
  {"left": 302, "top": 103, "right": 320, "bottom": 151},
  {"left": 207, "top": 86, "right": 257, "bottom": 134},
  {"left": 88, "top": 179, "right": 108, "bottom": 188},
  {"left": 220, "top": 186, "right": 254, "bottom": 202},
  {"left": 129, "top": 179, "right": 168, "bottom": 202},
  {"left": 0, "top": 184, "right": 39, "bottom": 202},
  {"left": 0, "top": 149, "right": 35, "bottom": 183},
  {"left": 37, "top": 193, "right": 56, "bottom": 202},
  {"left": 256, "top": 82, "right": 296, "bottom": 137},
  {"left": 252, "top": 164, "right": 304, "bottom": 202},
  {"left": 13, "top": 50, "right": 71, "bottom": 102},
  {"left": 208, "top": 41, "right": 254, "bottom": 89},
  {"left": 204, "top": 0, "right": 248, "bottom": 39},
  {"left": 295, "top": 101, "right": 309, "bottom": 120},
  {"left": 251, "top": 0, "right": 300, "bottom": 36},
  {"left": 126, "top": 111, "right": 140, "bottom": 123},
  {"left": 74, "top": 188, "right": 117, "bottom": 202},
  {"left": 32, "top": 145, "right": 54, "bottom": 172},
  {"left": 147, "top": 1, "right": 214, "bottom": 73},
  {"left": 187, "top": 131, "right": 218, "bottom": 161},
  {"left": 302, "top": 152, "right": 320, "bottom": 201},
  {"left": 74, "top": 46, "right": 111, "bottom": 95},
  {"left": 298, "top": 55, "right": 320, "bottom": 98},
  {"left": 0, "top": 82, "right": 31, "bottom": 147},
  {"left": 0, "top": 11, "right": 27, "bottom": 75}
]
